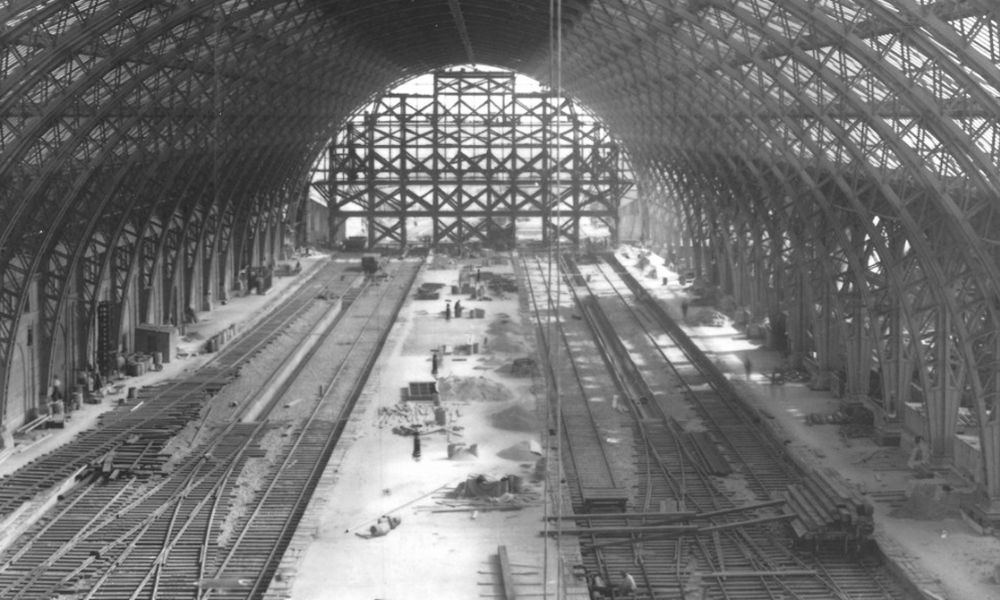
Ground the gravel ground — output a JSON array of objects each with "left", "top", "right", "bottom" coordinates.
[{"left": 160, "top": 300, "right": 333, "bottom": 470}]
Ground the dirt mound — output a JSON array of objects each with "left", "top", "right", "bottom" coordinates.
[
  {"left": 490, "top": 403, "right": 537, "bottom": 432},
  {"left": 485, "top": 316, "right": 524, "bottom": 354},
  {"left": 497, "top": 440, "right": 542, "bottom": 462},
  {"left": 437, "top": 375, "right": 513, "bottom": 402}
]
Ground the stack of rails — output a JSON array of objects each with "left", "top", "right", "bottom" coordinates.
[
  {"left": 778, "top": 468, "right": 875, "bottom": 549},
  {"left": 0, "top": 260, "right": 357, "bottom": 521}
]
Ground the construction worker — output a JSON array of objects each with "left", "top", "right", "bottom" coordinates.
[{"left": 618, "top": 571, "right": 637, "bottom": 598}]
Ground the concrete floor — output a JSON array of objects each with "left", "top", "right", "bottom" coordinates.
[
  {"left": 277, "top": 253, "right": 583, "bottom": 600},
  {"left": 2, "top": 248, "right": 998, "bottom": 600}
]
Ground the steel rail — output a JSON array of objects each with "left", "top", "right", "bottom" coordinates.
[
  {"left": 207, "top": 261, "right": 421, "bottom": 599},
  {"left": 532, "top": 252, "right": 699, "bottom": 599},
  {"left": 0, "top": 260, "right": 359, "bottom": 521},
  {"left": 587, "top": 255, "right": 852, "bottom": 598},
  {"left": 89, "top": 263, "right": 420, "bottom": 600},
  {"left": 520, "top": 253, "right": 644, "bottom": 594},
  {"left": 519, "top": 254, "right": 619, "bottom": 493},
  {"left": 597, "top": 254, "right": 797, "bottom": 490},
  {"left": 561, "top": 253, "right": 706, "bottom": 509},
  {"left": 557, "top": 252, "right": 743, "bottom": 599},
  {"left": 582, "top": 255, "right": 782, "bottom": 491},
  {"left": 0, "top": 260, "right": 419, "bottom": 599},
  {"left": 534, "top": 251, "right": 902, "bottom": 600},
  {"left": 585, "top": 252, "right": 911, "bottom": 600}
]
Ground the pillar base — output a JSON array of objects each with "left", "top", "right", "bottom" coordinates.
[
  {"left": 965, "top": 497, "right": 1000, "bottom": 533},
  {"left": 872, "top": 422, "right": 901, "bottom": 447},
  {"left": 807, "top": 370, "right": 832, "bottom": 392},
  {"left": 856, "top": 399, "right": 901, "bottom": 447}
]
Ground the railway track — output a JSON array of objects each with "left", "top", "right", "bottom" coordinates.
[
  {"left": 523, "top": 251, "right": 912, "bottom": 600},
  {"left": 0, "top": 259, "right": 421, "bottom": 599},
  {"left": 0, "top": 260, "right": 360, "bottom": 520},
  {"left": 518, "top": 255, "right": 624, "bottom": 513}
]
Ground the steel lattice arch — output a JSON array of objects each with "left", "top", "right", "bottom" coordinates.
[{"left": 2, "top": 0, "right": 1000, "bottom": 513}]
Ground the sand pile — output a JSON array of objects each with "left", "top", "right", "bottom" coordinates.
[
  {"left": 497, "top": 440, "right": 542, "bottom": 462},
  {"left": 437, "top": 375, "right": 513, "bottom": 402},
  {"left": 486, "top": 315, "right": 525, "bottom": 354},
  {"left": 490, "top": 403, "right": 537, "bottom": 432}
]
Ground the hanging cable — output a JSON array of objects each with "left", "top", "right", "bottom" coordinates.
[{"left": 541, "top": 0, "right": 564, "bottom": 598}]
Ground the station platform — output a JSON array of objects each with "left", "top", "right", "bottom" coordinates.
[
  {"left": 273, "top": 250, "right": 587, "bottom": 600},
  {"left": 2, "top": 246, "right": 995, "bottom": 600},
  {"left": 0, "top": 252, "right": 331, "bottom": 479},
  {"left": 617, "top": 247, "right": 1000, "bottom": 600}
]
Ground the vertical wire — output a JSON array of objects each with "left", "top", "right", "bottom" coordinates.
[
  {"left": 213, "top": 4, "right": 221, "bottom": 303},
  {"left": 541, "top": 0, "right": 554, "bottom": 595},
  {"left": 555, "top": 1, "right": 564, "bottom": 596},
  {"left": 542, "top": 0, "right": 558, "bottom": 597},
  {"left": 550, "top": 0, "right": 565, "bottom": 598}
]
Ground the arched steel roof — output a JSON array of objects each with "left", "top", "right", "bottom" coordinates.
[{"left": 1, "top": 0, "right": 1000, "bottom": 493}]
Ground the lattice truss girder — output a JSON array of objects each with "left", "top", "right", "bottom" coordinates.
[
  {"left": 0, "top": 0, "right": 411, "bottom": 426},
  {"left": 647, "top": 149, "right": 994, "bottom": 467},
  {"left": 318, "top": 69, "right": 632, "bottom": 247},
  {"left": 554, "top": 0, "right": 1000, "bottom": 496},
  {"left": 0, "top": 0, "right": 998, "bottom": 494}
]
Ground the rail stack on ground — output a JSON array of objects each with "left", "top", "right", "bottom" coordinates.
[{"left": 778, "top": 468, "right": 875, "bottom": 551}]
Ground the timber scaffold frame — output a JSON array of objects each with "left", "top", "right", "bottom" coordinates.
[{"left": 313, "top": 69, "right": 632, "bottom": 249}]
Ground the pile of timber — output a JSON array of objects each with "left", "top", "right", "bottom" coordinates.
[{"left": 776, "top": 467, "right": 874, "bottom": 547}]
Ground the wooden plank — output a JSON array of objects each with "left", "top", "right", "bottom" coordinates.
[
  {"left": 431, "top": 506, "right": 523, "bottom": 514},
  {"left": 497, "top": 545, "right": 517, "bottom": 600},
  {"left": 696, "top": 513, "right": 798, "bottom": 533},
  {"left": 546, "top": 524, "right": 698, "bottom": 536},
  {"left": 543, "top": 499, "right": 787, "bottom": 521},
  {"left": 547, "top": 510, "right": 697, "bottom": 521},
  {"left": 701, "top": 570, "right": 817, "bottom": 578}
]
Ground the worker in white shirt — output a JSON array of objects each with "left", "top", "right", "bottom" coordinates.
[{"left": 618, "top": 571, "right": 637, "bottom": 597}]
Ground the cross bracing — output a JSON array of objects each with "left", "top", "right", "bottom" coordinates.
[
  {"left": 313, "top": 69, "right": 631, "bottom": 248},
  {"left": 0, "top": 0, "right": 999, "bottom": 508}
]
